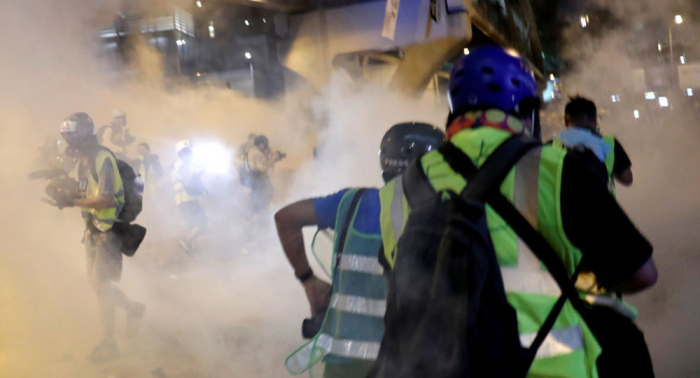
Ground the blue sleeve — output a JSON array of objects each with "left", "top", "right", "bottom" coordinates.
[{"left": 312, "top": 189, "right": 350, "bottom": 230}]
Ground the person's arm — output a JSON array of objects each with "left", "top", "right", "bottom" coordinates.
[
  {"left": 253, "top": 151, "right": 281, "bottom": 173},
  {"left": 613, "top": 139, "right": 633, "bottom": 186},
  {"left": 275, "top": 199, "right": 332, "bottom": 315},
  {"left": 561, "top": 156, "right": 656, "bottom": 294},
  {"left": 614, "top": 169, "right": 633, "bottom": 186}
]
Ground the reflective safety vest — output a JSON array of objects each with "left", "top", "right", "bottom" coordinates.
[
  {"left": 81, "top": 148, "right": 124, "bottom": 232},
  {"left": 380, "top": 127, "right": 601, "bottom": 378},
  {"left": 173, "top": 159, "right": 204, "bottom": 205},
  {"left": 286, "top": 189, "right": 386, "bottom": 376},
  {"left": 602, "top": 135, "right": 615, "bottom": 177}
]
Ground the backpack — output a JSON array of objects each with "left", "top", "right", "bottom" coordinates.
[
  {"left": 90, "top": 147, "right": 143, "bottom": 223},
  {"left": 370, "top": 135, "right": 586, "bottom": 378}
]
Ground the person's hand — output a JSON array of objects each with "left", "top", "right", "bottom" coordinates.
[{"left": 302, "top": 276, "right": 332, "bottom": 315}]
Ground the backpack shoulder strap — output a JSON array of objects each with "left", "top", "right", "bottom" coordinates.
[
  {"left": 402, "top": 158, "right": 436, "bottom": 208},
  {"left": 440, "top": 135, "right": 586, "bottom": 370},
  {"left": 336, "top": 189, "right": 366, "bottom": 255},
  {"left": 334, "top": 189, "right": 366, "bottom": 269},
  {"left": 439, "top": 134, "right": 540, "bottom": 201}
]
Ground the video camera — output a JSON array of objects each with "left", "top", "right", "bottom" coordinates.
[{"left": 28, "top": 168, "right": 80, "bottom": 209}]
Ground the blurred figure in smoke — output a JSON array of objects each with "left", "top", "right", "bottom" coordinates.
[
  {"left": 36, "top": 136, "right": 76, "bottom": 172},
  {"left": 57, "top": 112, "right": 145, "bottom": 363},
  {"left": 374, "top": 46, "right": 657, "bottom": 378},
  {"left": 555, "top": 96, "right": 634, "bottom": 193},
  {"left": 243, "top": 135, "right": 284, "bottom": 214},
  {"left": 97, "top": 108, "right": 136, "bottom": 161},
  {"left": 235, "top": 133, "right": 257, "bottom": 188},
  {"left": 137, "top": 142, "right": 163, "bottom": 197},
  {"left": 172, "top": 139, "right": 208, "bottom": 255},
  {"left": 276, "top": 123, "right": 444, "bottom": 378}
]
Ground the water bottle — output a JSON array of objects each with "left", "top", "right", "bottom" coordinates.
[{"left": 135, "top": 174, "right": 145, "bottom": 194}]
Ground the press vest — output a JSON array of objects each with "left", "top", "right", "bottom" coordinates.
[
  {"left": 380, "top": 127, "right": 601, "bottom": 378},
  {"left": 81, "top": 148, "right": 124, "bottom": 232},
  {"left": 286, "top": 189, "right": 387, "bottom": 376}
]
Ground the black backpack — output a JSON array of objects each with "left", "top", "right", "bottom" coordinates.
[
  {"left": 89, "top": 147, "right": 143, "bottom": 223},
  {"left": 370, "top": 135, "right": 586, "bottom": 378}
]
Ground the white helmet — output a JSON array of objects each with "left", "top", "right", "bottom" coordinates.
[
  {"left": 176, "top": 139, "right": 191, "bottom": 154},
  {"left": 113, "top": 108, "right": 127, "bottom": 118}
]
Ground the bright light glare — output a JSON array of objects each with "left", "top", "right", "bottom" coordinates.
[
  {"left": 676, "top": 15, "right": 683, "bottom": 24},
  {"left": 549, "top": 73, "right": 555, "bottom": 81},
  {"left": 263, "top": 18, "right": 267, "bottom": 23},
  {"left": 464, "top": 48, "right": 469, "bottom": 55},
  {"left": 645, "top": 92, "right": 656, "bottom": 100},
  {"left": 245, "top": 52, "right": 252, "bottom": 59},
  {"left": 658, "top": 43, "right": 662, "bottom": 52},
  {"left": 196, "top": 1, "right": 202, "bottom": 7},
  {"left": 687, "top": 88, "right": 694, "bottom": 96},
  {"left": 176, "top": 39, "right": 186, "bottom": 46},
  {"left": 245, "top": 20, "right": 250, "bottom": 26},
  {"left": 611, "top": 94, "right": 621, "bottom": 103},
  {"left": 681, "top": 55, "right": 686, "bottom": 64},
  {"left": 193, "top": 142, "right": 234, "bottom": 176},
  {"left": 659, "top": 96, "right": 669, "bottom": 107},
  {"left": 581, "top": 15, "right": 588, "bottom": 28},
  {"left": 634, "top": 110, "right": 640, "bottom": 119}
]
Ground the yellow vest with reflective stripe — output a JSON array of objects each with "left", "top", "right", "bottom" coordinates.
[
  {"left": 602, "top": 135, "right": 615, "bottom": 177},
  {"left": 380, "top": 127, "right": 601, "bottom": 378},
  {"left": 82, "top": 149, "right": 124, "bottom": 232}
]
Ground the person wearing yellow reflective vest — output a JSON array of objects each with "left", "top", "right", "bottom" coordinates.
[
  {"left": 554, "top": 96, "right": 633, "bottom": 194},
  {"left": 376, "top": 47, "right": 658, "bottom": 378},
  {"left": 137, "top": 142, "right": 163, "bottom": 198},
  {"left": 173, "top": 139, "right": 208, "bottom": 255},
  {"left": 59, "top": 112, "right": 146, "bottom": 363},
  {"left": 275, "top": 123, "right": 444, "bottom": 378}
]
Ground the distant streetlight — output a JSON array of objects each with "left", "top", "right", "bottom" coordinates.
[
  {"left": 675, "top": 15, "right": 683, "bottom": 24},
  {"left": 464, "top": 48, "right": 470, "bottom": 55},
  {"left": 245, "top": 52, "right": 252, "bottom": 59},
  {"left": 245, "top": 20, "right": 250, "bottom": 26}
]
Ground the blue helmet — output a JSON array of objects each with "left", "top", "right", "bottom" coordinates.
[{"left": 448, "top": 46, "right": 539, "bottom": 117}]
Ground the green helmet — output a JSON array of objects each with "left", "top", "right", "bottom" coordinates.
[{"left": 379, "top": 122, "right": 445, "bottom": 182}]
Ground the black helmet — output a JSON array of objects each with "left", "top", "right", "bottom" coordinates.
[
  {"left": 254, "top": 135, "right": 269, "bottom": 147},
  {"left": 60, "top": 112, "right": 96, "bottom": 153},
  {"left": 379, "top": 122, "right": 445, "bottom": 182}
]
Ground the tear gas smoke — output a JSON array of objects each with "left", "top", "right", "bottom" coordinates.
[
  {"left": 0, "top": 1, "right": 441, "bottom": 377},
  {"left": 553, "top": 1, "right": 700, "bottom": 376}
]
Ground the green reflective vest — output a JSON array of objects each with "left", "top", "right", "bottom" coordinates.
[
  {"left": 286, "top": 189, "right": 386, "bottom": 377},
  {"left": 380, "top": 127, "right": 601, "bottom": 378},
  {"left": 81, "top": 148, "right": 125, "bottom": 232}
]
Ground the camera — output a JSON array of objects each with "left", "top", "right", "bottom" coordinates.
[{"left": 301, "top": 307, "right": 327, "bottom": 339}]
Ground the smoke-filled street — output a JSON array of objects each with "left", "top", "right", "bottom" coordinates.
[{"left": 1, "top": 0, "right": 700, "bottom": 377}]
